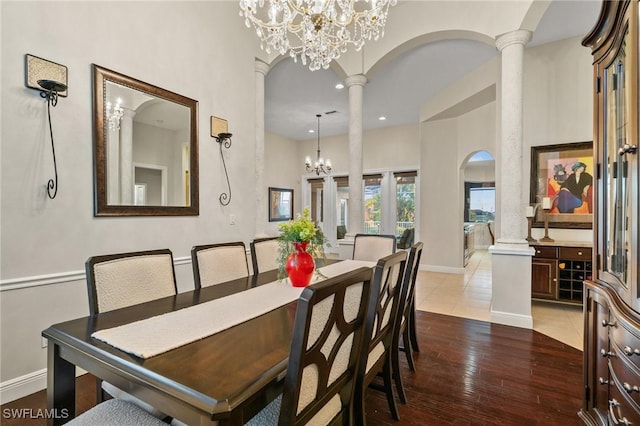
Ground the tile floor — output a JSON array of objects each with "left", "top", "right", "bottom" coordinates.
[{"left": 414, "top": 249, "right": 584, "bottom": 350}]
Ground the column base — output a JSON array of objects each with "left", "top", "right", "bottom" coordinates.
[{"left": 489, "top": 243, "right": 535, "bottom": 329}]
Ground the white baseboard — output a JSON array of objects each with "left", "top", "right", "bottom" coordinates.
[
  {"left": 0, "top": 368, "right": 88, "bottom": 404},
  {"left": 421, "top": 264, "right": 464, "bottom": 274},
  {"left": 0, "top": 369, "right": 47, "bottom": 404}
]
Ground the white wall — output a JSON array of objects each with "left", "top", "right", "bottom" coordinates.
[
  {"left": 297, "top": 123, "right": 420, "bottom": 177},
  {"left": 0, "top": 1, "right": 259, "bottom": 390}
]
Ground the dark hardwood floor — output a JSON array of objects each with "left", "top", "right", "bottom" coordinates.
[{"left": 1, "top": 311, "right": 583, "bottom": 425}]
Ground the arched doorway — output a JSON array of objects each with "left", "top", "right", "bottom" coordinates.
[{"left": 462, "top": 150, "right": 495, "bottom": 265}]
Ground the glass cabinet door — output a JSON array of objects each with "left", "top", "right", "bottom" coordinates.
[{"left": 603, "top": 29, "right": 632, "bottom": 291}]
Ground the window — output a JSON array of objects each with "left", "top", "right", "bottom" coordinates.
[
  {"left": 394, "top": 171, "right": 416, "bottom": 238},
  {"left": 363, "top": 174, "right": 382, "bottom": 234},
  {"left": 465, "top": 182, "right": 495, "bottom": 223}
]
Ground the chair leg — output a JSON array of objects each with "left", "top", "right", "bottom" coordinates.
[
  {"left": 403, "top": 327, "right": 416, "bottom": 372},
  {"left": 392, "top": 340, "right": 407, "bottom": 404},
  {"left": 353, "top": 381, "right": 367, "bottom": 426},
  {"left": 382, "top": 358, "right": 400, "bottom": 421},
  {"left": 409, "top": 300, "right": 420, "bottom": 352}
]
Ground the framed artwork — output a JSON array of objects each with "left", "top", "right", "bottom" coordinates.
[
  {"left": 530, "top": 141, "right": 593, "bottom": 229},
  {"left": 269, "top": 187, "right": 293, "bottom": 222}
]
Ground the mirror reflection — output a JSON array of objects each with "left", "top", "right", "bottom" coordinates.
[{"left": 93, "top": 65, "right": 199, "bottom": 216}]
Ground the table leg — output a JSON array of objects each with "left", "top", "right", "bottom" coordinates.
[{"left": 47, "top": 342, "right": 75, "bottom": 426}]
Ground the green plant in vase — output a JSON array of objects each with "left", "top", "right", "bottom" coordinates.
[{"left": 277, "top": 208, "right": 327, "bottom": 285}]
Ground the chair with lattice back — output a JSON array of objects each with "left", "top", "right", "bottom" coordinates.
[
  {"left": 191, "top": 241, "right": 249, "bottom": 289},
  {"left": 391, "top": 241, "right": 423, "bottom": 404},
  {"left": 354, "top": 250, "right": 408, "bottom": 422},
  {"left": 245, "top": 267, "right": 374, "bottom": 425}
]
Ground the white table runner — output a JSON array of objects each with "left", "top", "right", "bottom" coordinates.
[{"left": 91, "top": 260, "right": 375, "bottom": 358}]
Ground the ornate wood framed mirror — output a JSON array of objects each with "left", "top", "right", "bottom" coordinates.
[{"left": 92, "top": 64, "right": 199, "bottom": 216}]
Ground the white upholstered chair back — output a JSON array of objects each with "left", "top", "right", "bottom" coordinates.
[
  {"left": 86, "top": 249, "right": 177, "bottom": 315},
  {"left": 84, "top": 248, "right": 177, "bottom": 416},
  {"left": 246, "top": 267, "right": 374, "bottom": 426},
  {"left": 250, "top": 237, "right": 280, "bottom": 274},
  {"left": 191, "top": 242, "right": 249, "bottom": 289},
  {"left": 352, "top": 233, "right": 396, "bottom": 261}
]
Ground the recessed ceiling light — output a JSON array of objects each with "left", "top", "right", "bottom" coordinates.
[
  {"left": 309, "top": 129, "right": 315, "bottom": 133},
  {"left": 335, "top": 83, "right": 344, "bottom": 90},
  {"left": 378, "top": 116, "right": 386, "bottom": 121}
]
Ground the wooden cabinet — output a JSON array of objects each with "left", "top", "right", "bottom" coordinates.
[
  {"left": 581, "top": 1, "right": 640, "bottom": 424},
  {"left": 581, "top": 282, "right": 640, "bottom": 425},
  {"left": 530, "top": 244, "right": 592, "bottom": 303}
]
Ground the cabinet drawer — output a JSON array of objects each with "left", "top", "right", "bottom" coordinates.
[
  {"left": 610, "top": 320, "right": 640, "bottom": 372},
  {"left": 608, "top": 368, "right": 640, "bottom": 424},
  {"left": 559, "top": 247, "right": 591, "bottom": 261},
  {"left": 532, "top": 246, "right": 558, "bottom": 259}
]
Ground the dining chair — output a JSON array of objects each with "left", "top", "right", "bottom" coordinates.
[
  {"left": 352, "top": 233, "right": 396, "bottom": 261},
  {"left": 65, "top": 398, "right": 168, "bottom": 426},
  {"left": 396, "top": 228, "right": 415, "bottom": 250},
  {"left": 354, "top": 250, "right": 408, "bottom": 422},
  {"left": 245, "top": 266, "right": 374, "bottom": 426},
  {"left": 391, "top": 241, "right": 423, "bottom": 404},
  {"left": 191, "top": 241, "right": 249, "bottom": 289},
  {"left": 85, "top": 248, "right": 177, "bottom": 416},
  {"left": 250, "top": 236, "right": 280, "bottom": 274}
]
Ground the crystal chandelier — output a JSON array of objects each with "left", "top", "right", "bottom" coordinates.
[
  {"left": 106, "top": 98, "right": 123, "bottom": 131},
  {"left": 305, "top": 114, "right": 332, "bottom": 175},
  {"left": 239, "top": 0, "right": 397, "bottom": 71}
]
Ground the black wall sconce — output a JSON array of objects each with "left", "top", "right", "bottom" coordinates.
[
  {"left": 211, "top": 116, "right": 233, "bottom": 206},
  {"left": 25, "top": 54, "right": 68, "bottom": 200}
]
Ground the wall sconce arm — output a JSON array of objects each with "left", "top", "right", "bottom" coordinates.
[
  {"left": 38, "top": 79, "right": 67, "bottom": 199},
  {"left": 214, "top": 133, "right": 233, "bottom": 206}
]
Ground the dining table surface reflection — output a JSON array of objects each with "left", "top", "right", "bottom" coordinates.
[{"left": 43, "top": 260, "right": 353, "bottom": 426}]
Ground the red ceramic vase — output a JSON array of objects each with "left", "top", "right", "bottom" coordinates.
[{"left": 285, "top": 241, "right": 315, "bottom": 287}]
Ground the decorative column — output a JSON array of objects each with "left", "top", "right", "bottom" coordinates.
[
  {"left": 254, "top": 59, "right": 270, "bottom": 238},
  {"left": 119, "top": 108, "right": 136, "bottom": 205},
  {"left": 489, "top": 29, "right": 535, "bottom": 329},
  {"left": 107, "top": 126, "right": 120, "bottom": 205},
  {"left": 345, "top": 74, "right": 367, "bottom": 237}
]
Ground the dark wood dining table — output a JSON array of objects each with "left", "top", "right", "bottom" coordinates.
[{"left": 43, "top": 263, "right": 340, "bottom": 426}]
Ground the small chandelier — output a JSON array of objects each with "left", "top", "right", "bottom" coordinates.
[
  {"left": 305, "top": 114, "right": 332, "bottom": 175},
  {"left": 239, "top": 0, "right": 397, "bottom": 71},
  {"left": 106, "top": 98, "right": 123, "bottom": 131}
]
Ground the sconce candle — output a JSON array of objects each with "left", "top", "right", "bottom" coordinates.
[
  {"left": 526, "top": 206, "right": 535, "bottom": 218},
  {"left": 542, "top": 197, "right": 552, "bottom": 210}
]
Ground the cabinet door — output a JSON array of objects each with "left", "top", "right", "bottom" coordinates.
[
  {"left": 532, "top": 258, "right": 557, "bottom": 299},
  {"left": 599, "top": 0, "right": 638, "bottom": 308}
]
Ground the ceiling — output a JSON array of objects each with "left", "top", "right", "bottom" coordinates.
[{"left": 264, "top": 1, "right": 603, "bottom": 142}]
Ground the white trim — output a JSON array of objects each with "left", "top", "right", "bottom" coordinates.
[
  {"left": 420, "top": 264, "right": 464, "bottom": 274},
  {"left": 0, "top": 256, "right": 192, "bottom": 292},
  {"left": 1, "top": 368, "right": 88, "bottom": 404},
  {"left": 0, "top": 369, "right": 47, "bottom": 404},
  {"left": 490, "top": 309, "right": 533, "bottom": 329}
]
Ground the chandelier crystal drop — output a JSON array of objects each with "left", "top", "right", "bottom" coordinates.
[
  {"left": 305, "top": 114, "right": 332, "bottom": 175},
  {"left": 106, "top": 98, "right": 124, "bottom": 131},
  {"left": 239, "top": 0, "right": 397, "bottom": 71}
]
